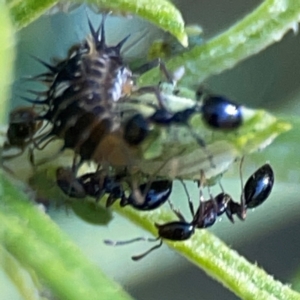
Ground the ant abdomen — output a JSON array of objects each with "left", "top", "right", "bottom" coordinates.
[
  {"left": 201, "top": 95, "right": 243, "bottom": 130},
  {"left": 244, "top": 163, "right": 274, "bottom": 209},
  {"left": 120, "top": 180, "right": 173, "bottom": 210}
]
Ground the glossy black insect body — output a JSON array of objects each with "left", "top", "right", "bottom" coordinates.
[
  {"left": 123, "top": 113, "right": 150, "bottom": 146},
  {"left": 56, "top": 167, "right": 125, "bottom": 205},
  {"left": 56, "top": 166, "right": 173, "bottom": 212},
  {"left": 123, "top": 74, "right": 244, "bottom": 169},
  {"left": 104, "top": 162, "right": 274, "bottom": 261},
  {"left": 225, "top": 163, "right": 274, "bottom": 222},
  {"left": 120, "top": 180, "right": 173, "bottom": 210},
  {"left": 6, "top": 106, "right": 42, "bottom": 149},
  {"left": 201, "top": 95, "right": 243, "bottom": 130},
  {"left": 194, "top": 192, "right": 232, "bottom": 228},
  {"left": 104, "top": 179, "right": 228, "bottom": 260},
  {"left": 244, "top": 163, "right": 274, "bottom": 208},
  {"left": 155, "top": 221, "right": 195, "bottom": 241}
]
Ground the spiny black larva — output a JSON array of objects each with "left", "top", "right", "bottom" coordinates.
[{"left": 25, "top": 16, "right": 146, "bottom": 169}]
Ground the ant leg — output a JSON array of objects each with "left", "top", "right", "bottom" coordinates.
[
  {"left": 158, "top": 61, "right": 185, "bottom": 84},
  {"left": 132, "top": 58, "right": 160, "bottom": 74},
  {"left": 185, "top": 123, "right": 216, "bottom": 169},
  {"left": 167, "top": 199, "right": 186, "bottom": 222},
  {"left": 104, "top": 236, "right": 162, "bottom": 261},
  {"left": 216, "top": 175, "right": 236, "bottom": 223},
  {"left": 104, "top": 236, "right": 158, "bottom": 246},
  {"left": 179, "top": 179, "right": 194, "bottom": 218},
  {"left": 132, "top": 240, "right": 163, "bottom": 261},
  {"left": 134, "top": 85, "right": 166, "bottom": 109},
  {"left": 2, "top": 146, "right": 24, "bottom": 160},
  {"left": 195, "top": 170, "right": 207, "bottom": 226},
  {"left": 207, "top": 184, "right": 219, "bottom": 217}
]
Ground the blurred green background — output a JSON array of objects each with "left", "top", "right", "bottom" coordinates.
[{"left": 3, "top": 1, "right": 300, "bottom": 299}]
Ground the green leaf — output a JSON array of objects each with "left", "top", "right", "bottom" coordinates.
[
  {"left": 7, "top": 0, "right": 187, "bottom": 45},
  {"left": 0, "top": 246, "right": 41, "bottom": 300},
  {"left": 6, "top": 0, "right": 58, "bottom": 30},
  {"left": 0, "top": 2, "right": 15, "bottom": 123},
  {"left": 0, "top": 172, "right": 133, "bottom": 300},
  {"left": 139, "top": 0, "right": 300, "bottom": 87},
  {"left": 115, "top": 207, "right": 300, "bottom": 300},
  {"left": 84, "top": 0, "right": 187, "bottom": 46}
]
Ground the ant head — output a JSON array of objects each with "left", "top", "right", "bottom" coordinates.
[
  {"left": 123, "top": 113, "right": 150, "bottom": 146},
  {"left": 7, "top": 107, "right": 42, "bottom": 147}
]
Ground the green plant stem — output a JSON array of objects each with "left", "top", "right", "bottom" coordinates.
[
  {"left": 0, "top": 246, "right": 40, "bottom": 300},
  {"left": 6, "top": 0, "right": 58, "bottom": 29},
  {"left": 6, "top": 0, "right": 187, "bottom": 45},
  {"left": 83, "top": 0, "right": 187, "bottom": 45},
  {"left": 139, "top": 0, "right": 300, "bottom": 87},
  {"left": 0, "top": 2, "right": 15, "bottom": 123},
  {"left": 113, "top": 204, "right": 300, "bottom": 300},
  {"left": 0, "top": 172, "right": 133, "bottom": 300}
]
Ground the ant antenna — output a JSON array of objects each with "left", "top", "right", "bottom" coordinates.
[
  {"left": 179, "top": 179, "right": 195, "bottom": 218},
  {"left": 185, "top": 123, "right": 216, "bottom": 168},
  {"left": 132, "top": 240, "right": 163, "bottom": 261},
  {"left": 196, "top": 170, "right": 207, "bottom": 223}
]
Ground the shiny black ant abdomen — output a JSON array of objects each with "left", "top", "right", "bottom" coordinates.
[
  {"left": 225, "top": 163, "right": 274, "bottom": 222},
  {"left": 56, "top": 167, "right": 173, "bottom": 211},
  {"left": 201, "top": 95, "right": 242, "bottom": 130},
  {"left": 104, "top": 162, "right": 274, "bottom": 261},
  {"left": 123, "top": 92, "right": 243, "bottom": 169},
  {"left": 146, "top": 94, "right": 242, "bottom": 131},
  {"left": 120, "top": 180, "right": 173, "bottom": 210}
]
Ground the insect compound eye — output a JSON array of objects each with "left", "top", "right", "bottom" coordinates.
[
  {"left": 201, "top": 95, "right": 243, "bottom": 130},
  {"left": 244, "top": 163, "right": 274, "bottom": 209},
  {"left": 123, "top": 113, "right": 150, "bottom": 146}
]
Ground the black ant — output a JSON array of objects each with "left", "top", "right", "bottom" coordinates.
[
  {"left": 104, "top": 160, "right": 274, "bottom": 260},
  {"left": 56, "top": 167, "right": 173, "bottom": 211},
  {"left": 123, "top": 65, "right": 243, "bottom": 168},
  {"left": 4, "top": 106, "right": 43, "bottom": 153}
]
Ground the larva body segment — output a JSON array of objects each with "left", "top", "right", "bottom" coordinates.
[{"left": 30, "top": 18, "right": 137, "bottom": 168}]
